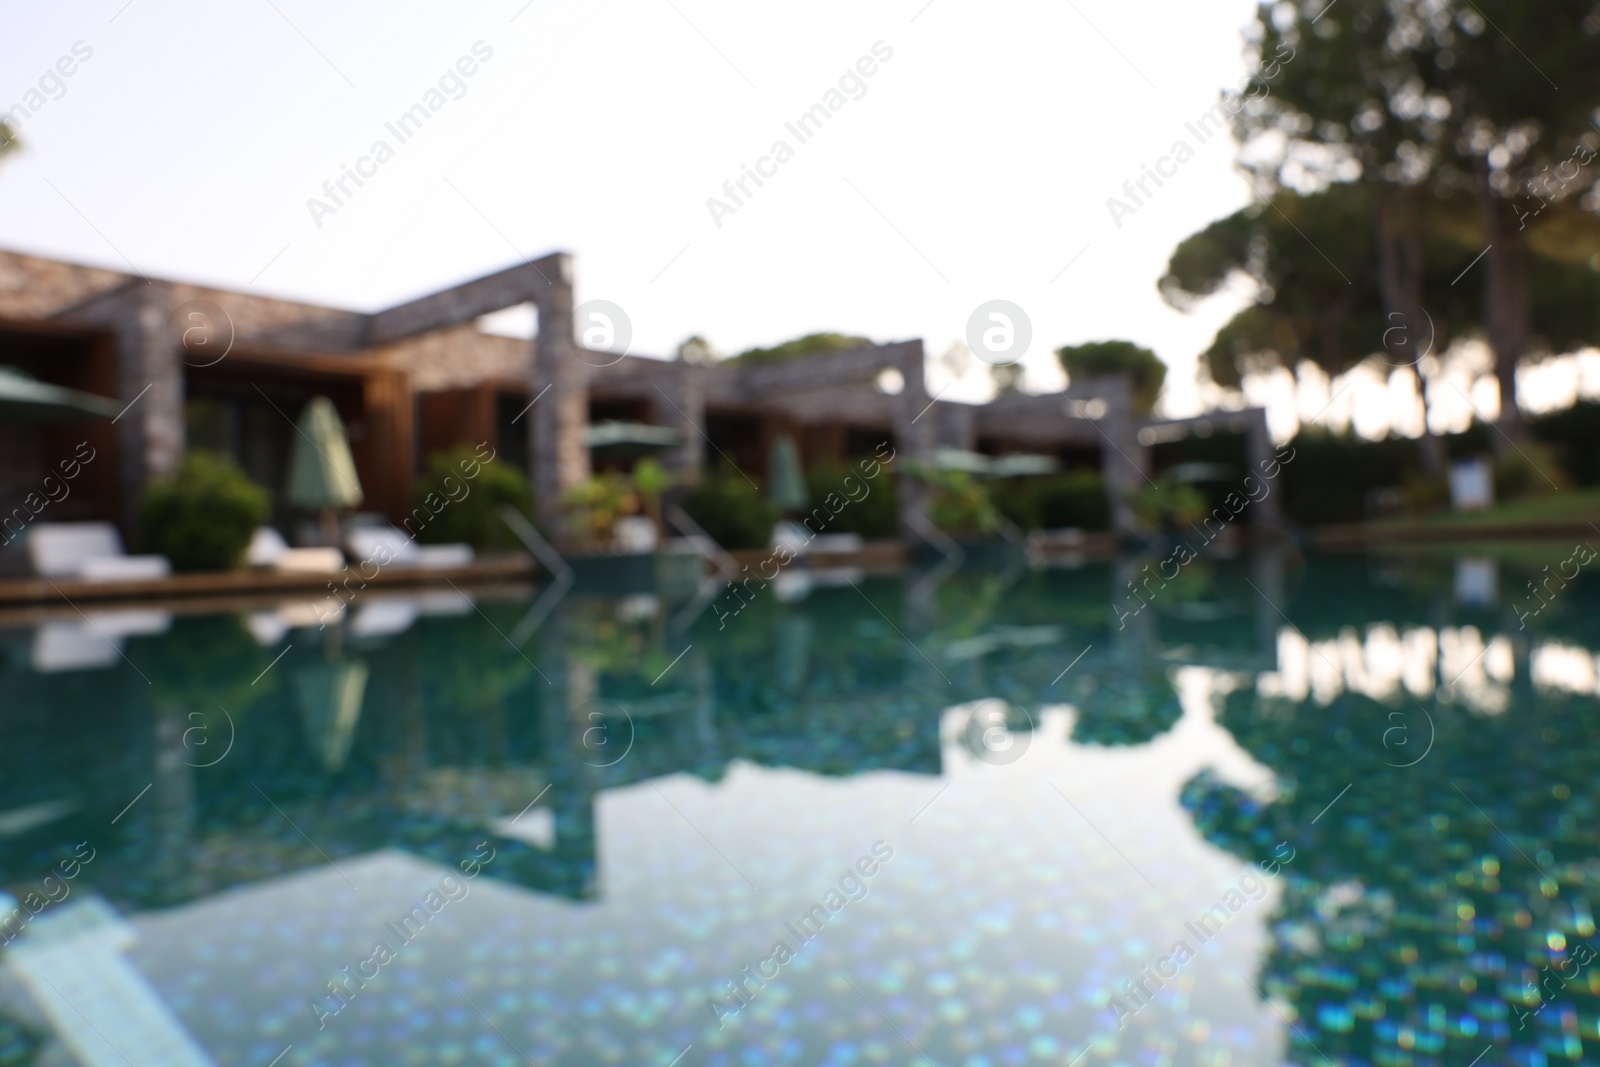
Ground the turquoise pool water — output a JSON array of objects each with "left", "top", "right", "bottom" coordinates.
[{"left": 0, "top": 547, "right": 1597, "bottom": 1066}]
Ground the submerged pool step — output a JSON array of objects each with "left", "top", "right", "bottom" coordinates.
[{"left": 2, "top": 893, "right": 217, "bottom": 1067}]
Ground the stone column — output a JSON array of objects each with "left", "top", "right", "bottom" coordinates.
[
  {"left": 656, "top": 363, "right": 705, "bottom": 487},
  {"left": 1092, "top": 378, "right": 1149, "bottom": 541},
  {"left": 1111, "top": 552, "right": 1159, "bottom": 651},
  {"left": 150, "top": 698, "right": 197, "bottom": 906},
  {"left": 935, "top": 400, "right": 975, "bottom": 451},
  {"left": 538, "top": 605, "right": 601, "bottom": 900},
  {"left": 530, "top": 255, "right": 589, "bottom": 539},
  {"left": 891, "top": 340, "right": 934, "bottom": 539},
  {"left": 1243, "top": 407, "right": 1284, "bottom": 528},
  {"left": 109, "top": 284, "right": 184, "bottom": 533},
  {"left": 1251, "top": 542, "right": 1287, "bottom": 665},
  {"left": 689, "top": 649, "right": 719, "bottom": 772}
]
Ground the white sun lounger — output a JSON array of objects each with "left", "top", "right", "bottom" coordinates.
[
  {"left": 245, "top": 526, "right": 344, "bottom": 573},
  {"left": 25, "top": 523, "right": 170, "bottom": 582}
]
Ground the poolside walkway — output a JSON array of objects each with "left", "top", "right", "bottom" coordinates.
[
  {"left": 0, "top": 555, "right": 538, "bottom": 608},
  {"left": 1312, "top": 517, "right": 1600, "bottom": 547}
]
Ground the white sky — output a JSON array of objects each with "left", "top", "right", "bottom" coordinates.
[{"left": 2, "top": 0, "right": 1593, "bottom": 432}]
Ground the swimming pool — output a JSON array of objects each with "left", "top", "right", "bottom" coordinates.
[{"left": 0, "top": 547, "right": 1594, "bottom": 1066}]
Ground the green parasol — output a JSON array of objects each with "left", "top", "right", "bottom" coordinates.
[
  {"left": 0, "top": 365, "right": 121, "bottom": 422},
  {"left": 295, "top": 660, "right": 369, "bottom": 772},
  {"left": 587, "top": 420, "right": 683, "bottom": 461},
  {"left": 766, "top": 434, "right": 809, "bottom": 512},
  {"left": 285, "top": 396, "right": 363, "bottom": 544}
]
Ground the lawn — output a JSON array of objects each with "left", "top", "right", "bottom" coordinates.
[{"left": 1374, "top": 487, "right": 1600, "bottom": 531}]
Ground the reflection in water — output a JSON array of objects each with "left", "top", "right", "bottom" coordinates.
[
  {"left": 0, "top": 548, "right": 1593, "bottom": 1063},
  {"left": 1186, "top": 675, "right": 1600, "bottom": 1064},
  {"left": 0, "top": 1012, "right": 40, "bottom": 1065},
  {"left": 295, "top": 660, "right": 369, "bottom": 773},
  {"left": 1184, "top": 555, "right": 1600, "bottom": 1066}
]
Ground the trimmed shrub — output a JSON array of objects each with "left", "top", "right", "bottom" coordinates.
[
  {"left": 141, "top": 451, "right": 270, "bottom": 571},
  {"left": 411, "top": 446, "right": 533, "bottom": 552},
  {"left": 1495, "top": 441, "right": 1570, "bottom": 500},
  {"left": 1038, "top": 472, "right": 1111, "bottom": 530},
  {"left": 1277, "top": 420, "right": 1580, "bottom": 523},
  {"left": 1277, "top": 432, "right": 1420, "bottom": 526},
  {"left": 993, "top": 471, "right": 1110, "bottom": 531},
  {"left": 1130, "top": 479, "right": 1208, "bottom": 531},
  {"left": 923, "top": 468, "right": 1001, "bottom": 536},
  {"left": 1530, "top": 401, "right": 1600, "bottom": 486},
  {"left": 561, "top": 472, "right": 639, "bottom": 545},
  {"left": 683, "top": 465, "right": 778, "bottom": 549},
  {"left": 805, "top": 461, "right": 898, "bottom": 539}
]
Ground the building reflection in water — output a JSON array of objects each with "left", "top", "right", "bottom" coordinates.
[
  {"left": 0, "top": 555, "right": 1233, "bottom": 914},
  {"left": 0, "top": 547, "right": 1596, "bottom": 1063}
]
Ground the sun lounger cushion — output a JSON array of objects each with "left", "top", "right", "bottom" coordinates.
[
  {"left": 79, "top": 557, "right": 172, "bottom": 582},
  {"left": 346, "top": 526, "right": 474, "bottom": 570},
  {"left": 275, "top": 548, "right": 346, "bottom": 574},
  {"left": 28, "top": 522, "right": 123, "bottom": 577},
  {"left": 245, "top": 527, "right": 291, "bottom": 566},
  {"left": 247, "top": 527, "right": 344, "bottom": 573},
  {"left": 810, "top": 533, "right": 865, "bottom": 554},
  {"left": 413, "top": 544, "right": 475, "bottom": 569},
  {"left": 27, "top": 523, "right": 171, "bottom": 580}
]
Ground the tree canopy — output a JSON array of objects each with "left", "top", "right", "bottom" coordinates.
[
  {"left": 1055, "top": 340, "right": 1167, "bottom": 414},
  {"left": 675, "top": 335, "right": 715, "bottom": 364},
  {"left": 1164, "top": 183, "right": 1600, "bottom": 391},
  {"left": 729, "top": 332, "right": 874, "bottom": 365},
  {"left": 1227, "top": 0, "right": 1600, "bottom": 437}
]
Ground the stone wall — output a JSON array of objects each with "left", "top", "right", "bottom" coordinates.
[{"left": 0, "top": 246, "right": 1272, "bottom": 547}]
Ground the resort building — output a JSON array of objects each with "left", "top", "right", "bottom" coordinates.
[{"left": 0, "top": 247, "right": 1279, "bottom": 544}]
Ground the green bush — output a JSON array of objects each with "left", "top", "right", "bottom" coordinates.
[
  {"left": 921, "top": 467, "right": 1001, "bottom": 536},
  {"left": 140, "top": 615, "right": 278, "bottom": 709},
  {"left": 141, "top": 451, "right": 270, "bottom": 571},
  {"left": 1275, "top": 421, "right": 1584, "bottom": 523},
  {"left": 991, "top": 471, "right": 1110, "bottom": 531},
  {"left": 410, "top": 446, "right": 533, "bottom": 552},
  {"left": 683, "top": 464, "right": 778, "bottom": 549},
  {"left": 1531, "top": 401, "right": 1600, "bottom": 486},
  {"left": 1278, "top": 431, "right": 1420, "bottom": 526},
  {"left": 561, "top": 471, "right": 638, "bottom": 544},
  {"left": 804, "top": 461, "right": 899, "bottom": 539},
  {"left": 1129, "top": 478, "right": 1208, "bottom": 531},
  {"left": 1440, "top": 422, "right": 1494, "bottom": 461},
  {"left": 1039, "top": 471, "right": 1111, "bottom": 530},
  {"left": 1495, "top": 441, "right": 1570, "bottom": 500}
]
